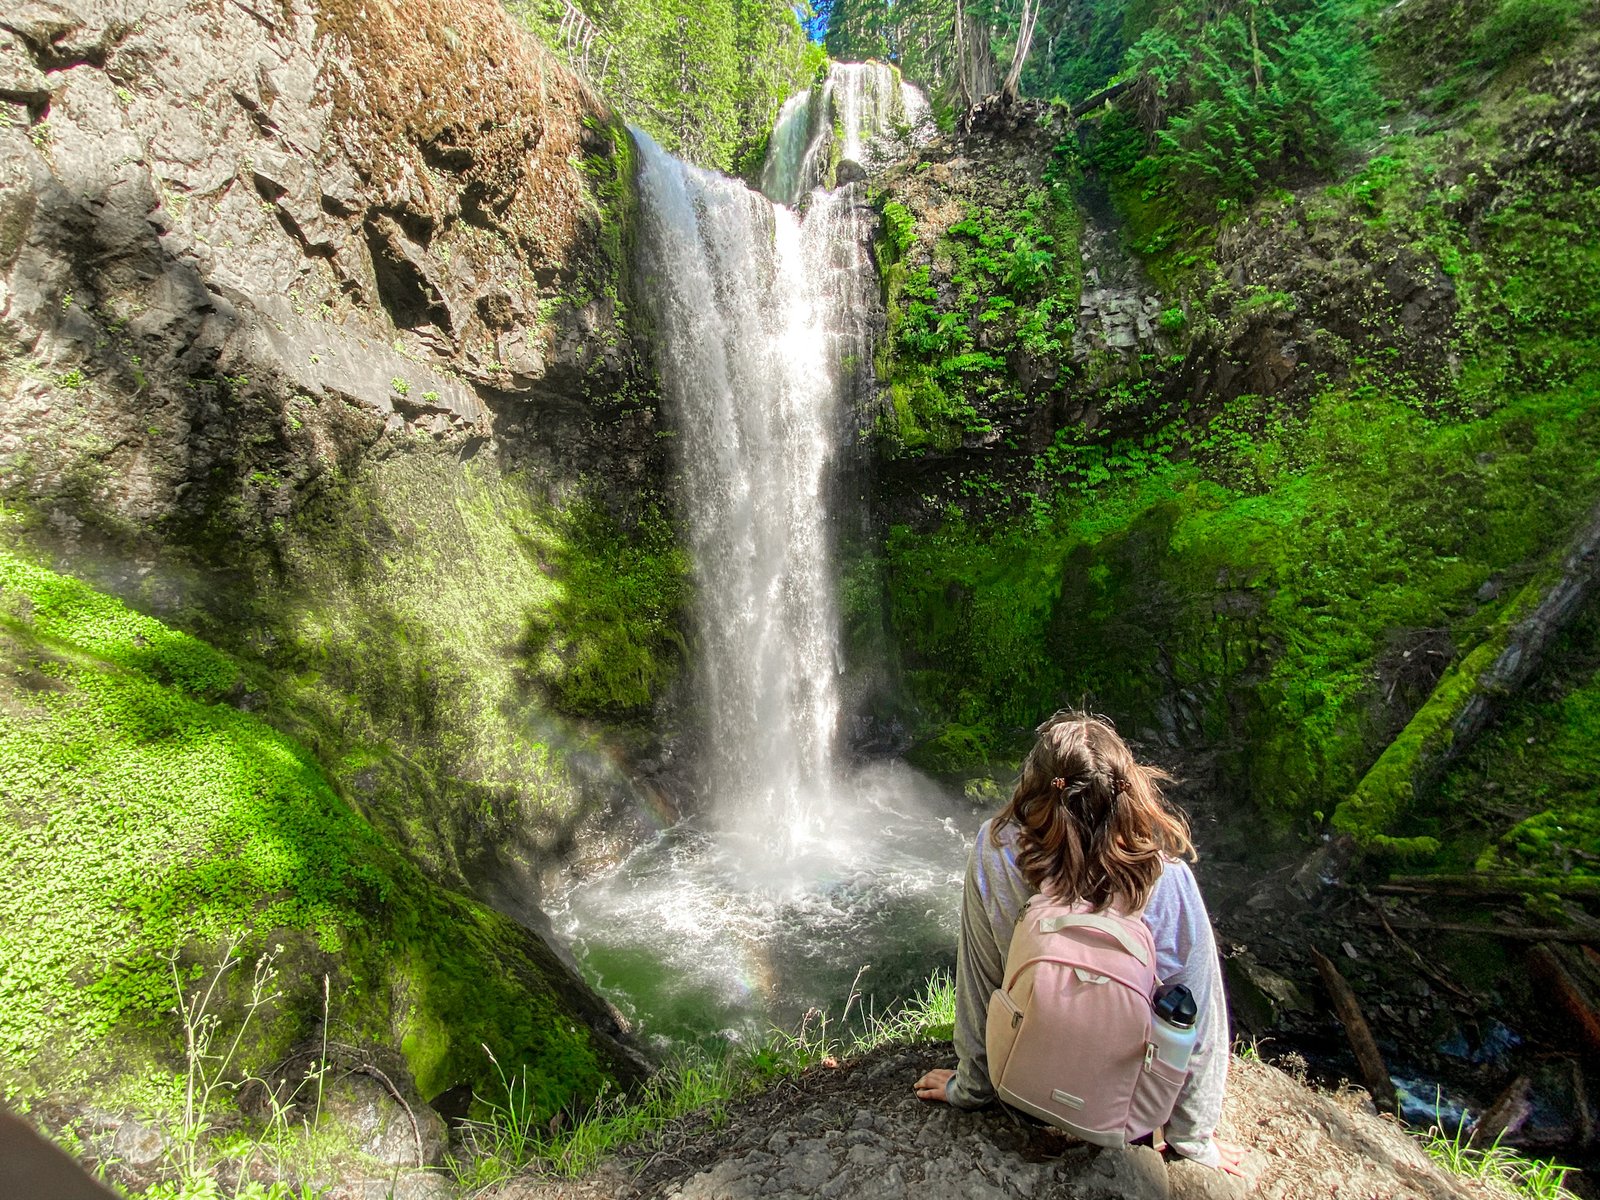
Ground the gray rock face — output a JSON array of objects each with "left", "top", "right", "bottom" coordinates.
[
  {"left": 0, "top": 0, "right": 663, "bottom": 553},
  {"left": 318, "top": 1074, "right": 449, "bottom": 1169},
  {"left": 1073, "top": 219, "right": 1168, "bottom": 362}
]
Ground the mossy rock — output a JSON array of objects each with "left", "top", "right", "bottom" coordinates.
[{"left": 0, "top": 548, "right": 640, "bottom": 1113}]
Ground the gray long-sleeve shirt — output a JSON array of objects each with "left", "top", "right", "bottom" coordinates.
[{"left": 947, "top": 819, "right": 1229, "bottom": 1167}]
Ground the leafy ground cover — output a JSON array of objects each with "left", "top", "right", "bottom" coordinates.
[{"left": 0, "top": 545, "right": 622, "bottom": 1114}]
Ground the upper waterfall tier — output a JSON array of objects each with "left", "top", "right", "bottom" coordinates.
[{"left": 759, "top": 62, "right": 930, "bottom": 208}]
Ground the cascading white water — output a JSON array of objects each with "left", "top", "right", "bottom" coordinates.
[
  {"left": 554, "top": 90, "right": 964, "bottom": 1049},
  {"left": 759, "top": 62, "right": 931, "bottom": 208},
  {"left": 758, "top": 80, "right": 833, "bottom": 209},
  {"left": 633, "top": 130, "right": 847, "bottom": 847}
]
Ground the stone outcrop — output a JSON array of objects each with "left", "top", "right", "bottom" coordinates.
[
  {"left": 0, "top": 0, "right": 659, "bottom": 536},
  {"left": 491, "top": 1043, "right": 1494, "bottom": 1200}
]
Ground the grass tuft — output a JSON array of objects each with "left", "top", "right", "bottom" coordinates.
[
  {"left": 1418, "top": 1109, "right": 1579, "bottom": 1200},
  {"left": 448, "top": 969, "right": 957, "bottom": 1188}
]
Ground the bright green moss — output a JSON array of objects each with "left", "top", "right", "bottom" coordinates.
[
  {"left": 0, "top": 550, "right": 615, "bottom": 1112},
  {"left": 1, "top": 552, "right": 238, "bottom": 697},
  {"left": 255, "top": 456, "right": 687, "bottom": 848},
  {"left": 1434, "top": 600, "right": 1600, "bottom": 879},
  {"left": 519, "top": 502, "right": 690, "bottom": 718},
  {"left": 883, "top": 377, "right": 1600, "bottom": 823}
]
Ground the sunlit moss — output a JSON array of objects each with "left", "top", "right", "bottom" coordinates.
[{"left": 0, "top": 549, "right": 614, "bottom": 1111}]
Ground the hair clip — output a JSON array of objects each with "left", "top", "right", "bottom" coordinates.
[{"left": 1050, "top": 777, "right": 1067, "bottom": 791}]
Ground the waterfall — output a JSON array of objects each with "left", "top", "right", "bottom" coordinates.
[
  {"left": 552, "top": 87, "right": 967, "bottom": 1048},
  {"left": 758, "top": 79, "right": 834, "bottom": 210},
  {"left": 635, "top": 131, "right": 861, "bottom": 847},
  {"left": 759, "top": 62, "right": 930, "bottom": 208}
]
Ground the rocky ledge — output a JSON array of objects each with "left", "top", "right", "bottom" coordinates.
[{"left": 490, "top": 1043, "right": 1498, "bottom": 1200}]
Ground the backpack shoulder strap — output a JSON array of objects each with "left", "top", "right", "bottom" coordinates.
[{"left": 1035, "top": 912, "right": 1151, "bottom": 966}]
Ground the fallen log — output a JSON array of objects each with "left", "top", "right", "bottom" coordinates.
[
  {"left": 1378, "top": 875, "right": 1600, "bottom": 900},
  {"left": 1068, "top": 79, "right": 1132, "bottom": 118},
  {"left": 1526, "top": 943, "right": 1600, "bottom": 1061},
  {"left": 1313, "top": 948, "right": 1398, "bottom": 1115},
  {"left": 1332, "top": 496, "right": 1600, "bottom": 849},
  {"left": 1355, "top": 916, "right": 1599, "bottom": 944}
]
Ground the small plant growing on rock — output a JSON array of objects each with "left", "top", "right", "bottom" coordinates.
[
  {"left": 390, "top": 377, "right": 410, "bottom": 396},
  {"left": 131, "top": 939, "right": 339, "bottom": 1200}
]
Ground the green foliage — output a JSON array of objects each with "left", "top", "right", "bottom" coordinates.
[
  {"left": 256, "top": 456, "right": 687, "bottom": 845},
  {"left": 1418, "top": 1111, "right": 1578, "bottom": 1199},
  {"left": 884, "top": 375, "right": 1600, "bottom": 815},
  {"left": 882, "top": 200, "right": 917, "bottom": 257},
  {"left": 1434, "top": 602, "right": 1600, "bottom": 878},
  {"left": 1471, "top": 0, "right": 1586, "bottom": 68},
  {"left": 518, "top": 503, "right": 691, "bottom": 718},
  {"left": 875, "top": 19, "right": 1600, "bottom": 861},
  {"left": 1137, "top": 1, "right": 1383, "bottom": 210},
  {"left": 0, "top": 549, "right": 615, "bottom": 1114},
  {"left": 450, "top": 968, "right": 956, "bottom": 1183},
  {"left": 507, "top": 0, "right": 819, "bottom": 174},
  {"left": 875, "top": 181, "right": 1083, "bottom": 452}
]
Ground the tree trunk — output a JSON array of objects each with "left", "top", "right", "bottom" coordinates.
[
  {"left": 1247, "top": 3, "right": 1264, "bottom": 91},
  {"left": 1000, "top": 0, "right": 1040, "bottom": 102},
  {"left": 1332, "top": 495, "right": 1600, "bottom": 847}
]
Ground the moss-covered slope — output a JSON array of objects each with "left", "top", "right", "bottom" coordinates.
[
  {"left": 0, "top": 546, "right": 638, "bottom": 1112},
  {"left": 861, "top": 0, "right": 1600, "bottom": 871}
]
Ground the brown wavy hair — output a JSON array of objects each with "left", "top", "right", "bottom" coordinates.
[{"left": 992, "top": 710, "right": 1193, "bottom": 912}]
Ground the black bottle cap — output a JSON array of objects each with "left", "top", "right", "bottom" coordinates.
[{"left": 1154, "top": 983, "right": 1198, "bottom": 1028}]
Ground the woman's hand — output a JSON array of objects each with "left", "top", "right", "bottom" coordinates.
[
  {"left": 1212, "top": 1139, "right": 1247, "bottom": 1176},
  {"left": 913, "top": 1068, "right": 955, "bottom": 1103}
]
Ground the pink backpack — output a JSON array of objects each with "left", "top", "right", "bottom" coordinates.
[{"left": 984, "top": 892, "right": 1189, "bottom": 1146}]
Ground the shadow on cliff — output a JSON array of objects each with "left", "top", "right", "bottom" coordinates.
[{"left": 7, "top": 165, "right": 647, "bottom": 948}]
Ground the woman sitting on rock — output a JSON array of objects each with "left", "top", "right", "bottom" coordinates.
[{"left": 913, "top": 710, "right": 1244, "bottom": 1174}]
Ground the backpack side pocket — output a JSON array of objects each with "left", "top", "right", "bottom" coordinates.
[
  {"left": 1126, "top": 1041, "right": 1188, "bottom": 1141},
  {"left": 985, "top": 986, "right": 1025, "bottom": 1084}
]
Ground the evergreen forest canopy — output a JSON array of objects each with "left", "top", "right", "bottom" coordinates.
[
  {"left": 507, "top": 0, "right": 825, "bottom": 173},
  {"left": 816, "top": 0, "right": 1583, "bottom": 211}
]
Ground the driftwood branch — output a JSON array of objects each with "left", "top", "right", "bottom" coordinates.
[
  {"left": 1471, "top": 1075, "right": 1532, "bottom": 1147},
  {"left": 1356, "top": 915, "right": 1599, "bottom": 944},
  {"left": 1313, "top": 948, "right": 1398, "bottom": 1114},
  {"left": 1069, "top": 79, "right": 1133, "bottom": 118},
  {"left": 1364, "top": 899, "right": 1474, "bottom": 1001},
  {"left": 1333, "top": 495, "right": 1600, "bottom": 845}
]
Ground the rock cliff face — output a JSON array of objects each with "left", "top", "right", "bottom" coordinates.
[
  {"left": 1, "top": 0, "right": 654, "bottom": 494},
  {"left": 0, "top": 0, "right": 681, "bottom": 1120},
  {"left": 0, "top": 0, "right": 683, "bottom": 913}
]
